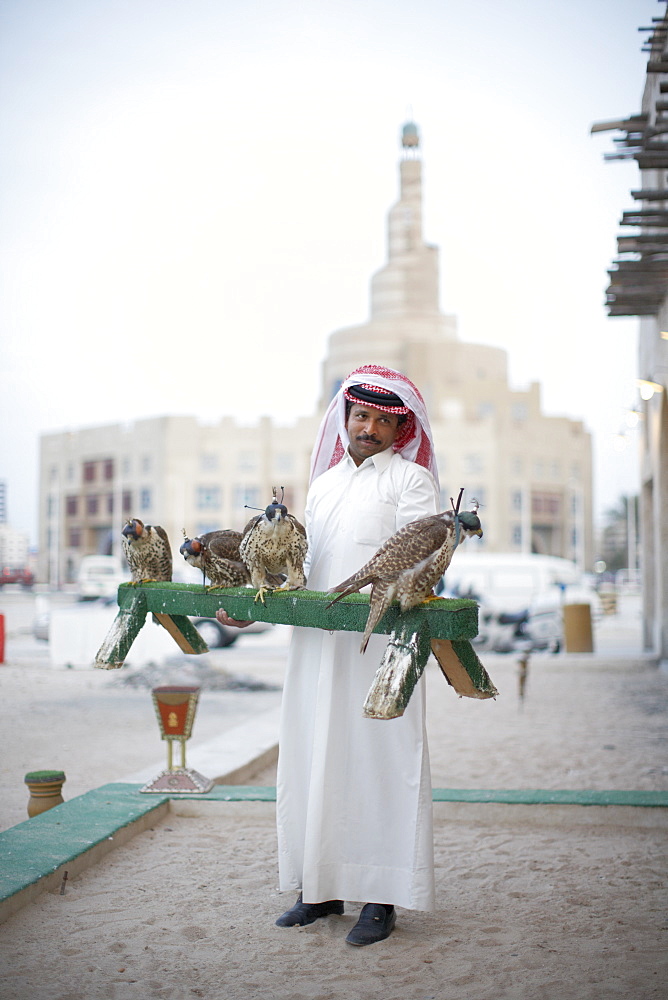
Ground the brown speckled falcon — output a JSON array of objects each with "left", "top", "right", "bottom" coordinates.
[
  {"left": 180, "top": 529, "right": 250, "bottom": 588},
  {"left": 239, "top": 488, "right": 308, "bottom": 603},
  {"left": 121, "top": 518, "right": 173, "bottom": 583},
  {"left": 328, "top": 502, "right": 483, "bottom": 653}
]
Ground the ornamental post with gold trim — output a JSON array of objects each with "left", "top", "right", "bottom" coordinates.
[{"left": 140, "top": 685, "right": 213, "bottom": 793}]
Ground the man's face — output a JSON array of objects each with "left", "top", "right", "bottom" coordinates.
[{"left": 346, "top": 403, "right": 401, "bottom": 466}]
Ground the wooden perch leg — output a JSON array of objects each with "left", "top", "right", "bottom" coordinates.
[
  {"left": 94, "top": 592, "right": 149, "bottom": 669},
  {"left": 363, "top": 612, "right": 433, "bottom": 719},
  {"left": 430, "top": 639, "right": 498, "bottom": 699},
  {"left": 152, "top": 614, "right": 209, "bottom": 655}
]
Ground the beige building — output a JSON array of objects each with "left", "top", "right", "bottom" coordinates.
[
  {"left": 592, "top": 12, "right": 668, "bottom": 663},
  {"left": 38, "top": 123, "right": 593, "bottom": 585}
]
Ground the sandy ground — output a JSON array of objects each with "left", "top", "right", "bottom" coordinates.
[{"left": 1, "top": 591, "right": 667, "bottom": 999}]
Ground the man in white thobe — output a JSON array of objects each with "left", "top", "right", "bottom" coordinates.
[{"left": 218, "top": 365, "right": 441, "bottom": 946}]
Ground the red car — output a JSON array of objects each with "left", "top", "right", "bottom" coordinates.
[{"left": 0, "top": 567, "right": 34, "bottom": 588}]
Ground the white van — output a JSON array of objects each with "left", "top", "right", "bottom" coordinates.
[
  {"left": 440, "top": 553, "right": 601, "bottom": 653},
  {"left": 77, "top": 555, "right": 128, "bottom": 600}
]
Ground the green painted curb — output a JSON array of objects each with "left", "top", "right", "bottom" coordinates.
[
  {"left": 1, "top": 784, "right": 168, "bottom": 904},
  {"left": 2, "top": 783, "right": 666, "bottom": 911},
  {"left": 431, "top": 788, "right": 668, "bottom": 807}
]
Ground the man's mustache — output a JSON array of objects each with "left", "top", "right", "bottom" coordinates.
[{"left": 356, "top": 433, "right": 382, "bottom": 444}]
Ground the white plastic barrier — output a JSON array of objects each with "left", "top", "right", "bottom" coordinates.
[{"left": 49, "top": 604, "right": 181, "bottom": 669}]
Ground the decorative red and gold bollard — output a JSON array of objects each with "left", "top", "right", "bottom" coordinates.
[{"left": 140, "top": 685, "right": 213, "bottom": 793}]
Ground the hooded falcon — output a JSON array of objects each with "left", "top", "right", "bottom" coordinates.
[
  {"left": 239, "top": 488, "right": 308, "bottom": 603},
  {"left": 121, "top": 518, "right": 173, "bottom": 583},
  {"left": 327, "top": 500, "right": 483, "bottom": 653},
  {"left": 180, "top": 529, "right": 250, "bottom": 588}
]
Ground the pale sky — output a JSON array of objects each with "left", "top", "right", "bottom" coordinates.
[{"left": 0, "top": 0, "right": 653, "bottom": 544}]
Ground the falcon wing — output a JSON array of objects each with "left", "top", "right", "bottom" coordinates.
[
  {"left": 286, "top": 515, "right": 308, "bottom": 559},
  {"left": 241, "top": 514, "right": 263, "bottom": 538},
  {"left": 328, "top": 513, "right": 453, "bottom": 602},
  {"left": 153, "top": 525, "right": 171, "bottom": 553},
  {"left": 151, "top": 525, "right": 173, "bottom": 581},
  {"left": 206, "top": 529, "right": 244, "bottom": 561},
  {"left": 286, "top": 514, "right": 307, "bottom": 541}
]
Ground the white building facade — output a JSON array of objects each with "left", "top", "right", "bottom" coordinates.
[
  {"left": 593, "top": 10, "right": 668, "bottom": 663},
  {"left": 38, "top": 125, "right": 593, "bottom": 585}
]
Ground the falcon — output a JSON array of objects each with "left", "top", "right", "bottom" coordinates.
[
  {"left": 180, "top": 529, "right": 250, "bottom": 588},
  {"left": 121, "top": 518, "right": 173, "bottom": 583},
  {"left": 239, "top": 488, "right": 308, "bottom": 603},
  {"left": 327, "top": 496, "right": 483, "bottom": 653}
]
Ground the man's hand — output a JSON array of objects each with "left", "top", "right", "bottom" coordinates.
[{"left": 216, "top": 608, "right": 254, "bottom": 629}]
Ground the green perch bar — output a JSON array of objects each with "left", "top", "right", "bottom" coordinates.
[{"left": 94, "top": 583, "right": 498, "bottom": 719}]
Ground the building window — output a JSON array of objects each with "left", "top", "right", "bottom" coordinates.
[
  {"left": 87, "top": 495, "right": 99, "bottom": 515},
  {"left": 196, "top": 486, "right": 221, "bottom": 510},
  {"left": 140, "top": 488, "right": 152, "bottom": 511},
  {"left": 512, "top": 403, "right": 527, "bottom": 422},
  {"left": 477, "top": 401, "right": 495, "bottom": 418},
  {"left": 103, "top": 459, "right": 114, "bottom": 480},
  {"left": 83, "top": 461, "right": 96, "bottom": 482},
  {"left": 49, "top": 465, "right": 58, "bottom": 482},
  {"left": 122, "top": 491, "right": 133, "bottom": 514},
  {"left": 200, "top": 453, "right": 219, "bottom": 471},
  {"left": 67, "top": 464, "right": 75, "bottom": 482},
  {"left": 237, "top": 451, "right": 257, "bottom": 472},
  {"left": 234, "top": 486, "right": 260, "bottom": 511},
  {"left": 464, "top": 454, "right": 483, "bottom": 474},
  {"left": 532, "top": 492, "right": 561, "bottom": 518},
  {"left": 68, "top": 528, "right": 81, "bottom": 548},
  {"left": 511, "top": 525, "right": 522, "bottom": 546},
  {"left": 511, "top": 491, "right": 522, "bottom": 511},
  {"left": 46, "top": 495, "right": 56, "bottom": 517},
  {"left": 106, "top": 493, "right": 114, "bottom": 514},
  {"left": 275, "top": 453, "right": 294, "bottom": 474},
  {"left": 141, "top": 455, "right": 152, "bottom": 473},
  {"left": 122, "top": 456, "right": 132, "bottom": 476},
  {"left": 65, "top": 496, "right": 78, "bottom": 516}
]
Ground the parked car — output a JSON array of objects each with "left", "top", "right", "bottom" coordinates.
[
  {"left": 77, "top": 555, "right": 128, "bottom": 600},
  {"left": 439, "top": 553, "right": 602, "bottom": 654},
  {"left": 190, "top": 616, "right": 272, "bottom": 648},
  {"left": 0, "top": 566, "right": 34, "bottom": 588}
]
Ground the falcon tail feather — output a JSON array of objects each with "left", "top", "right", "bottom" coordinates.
[{"left": 326, "top": 575, "right": 372, "bottom": 608}]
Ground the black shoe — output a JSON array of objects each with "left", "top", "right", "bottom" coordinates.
[
  {"left": 275, "top": 893, "right": 344, "bottom": 927},
  {"left": 345, "top": 903, "right": 396, "bottom": 946}
]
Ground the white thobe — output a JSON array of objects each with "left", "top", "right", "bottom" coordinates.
[{"left": 276, "top": 446, "right": 439, "bottom": 910}]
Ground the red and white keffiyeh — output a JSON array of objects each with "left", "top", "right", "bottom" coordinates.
[{"left": 309, "top": 364, "right": 439, "bottom": 489}]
